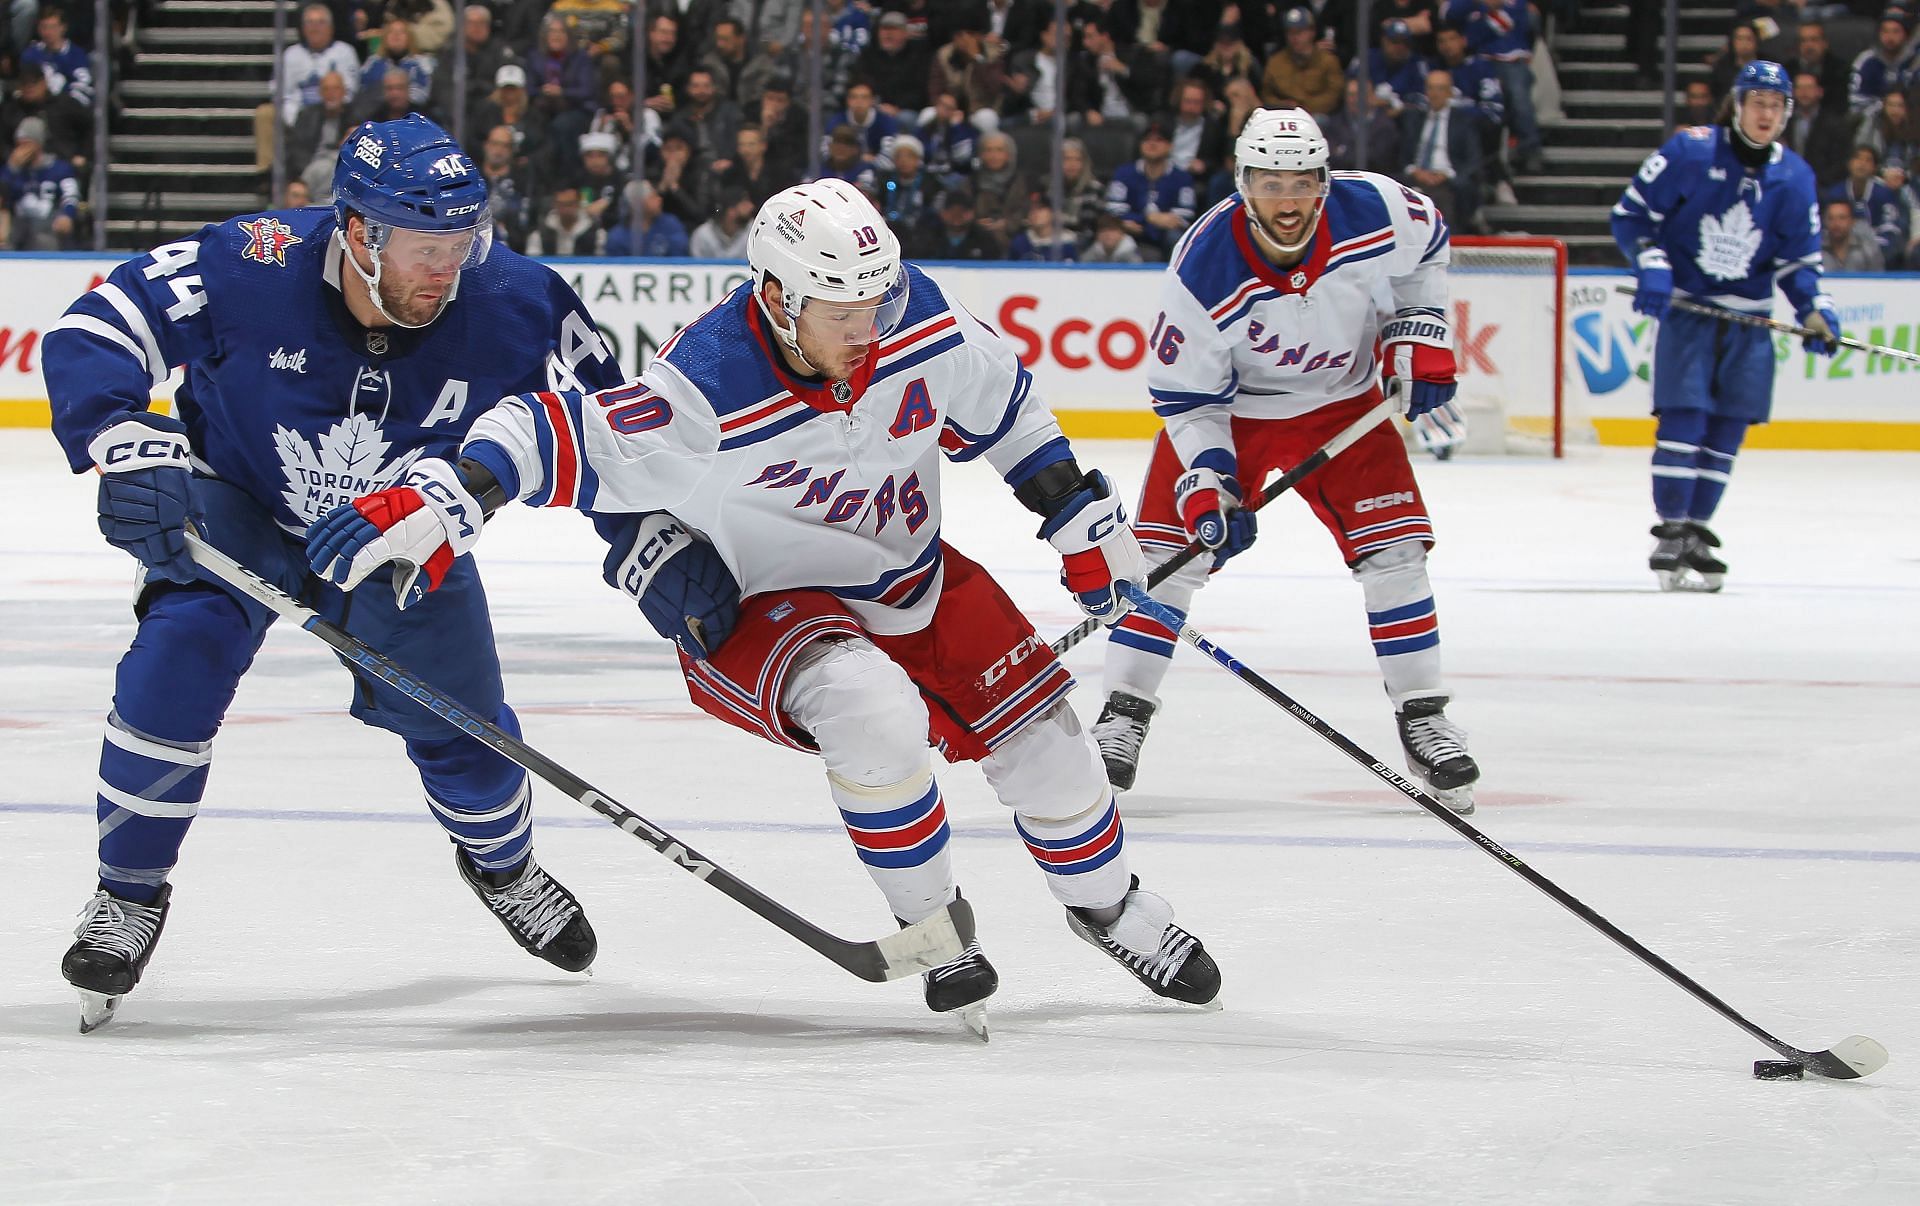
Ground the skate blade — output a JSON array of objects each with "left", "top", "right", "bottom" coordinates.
[
  {"left": 76, "top": 989, "right": 121, "bottom": 1034},
  {"left": 1656, "top": 568, "right": 1721, "bottom": 593},
  {"left": 955, "top": 1002, "right": 989, "bottom": 1042},
  {"left": 1431, "top": 782, "right": 1476, "bottom": 815}
]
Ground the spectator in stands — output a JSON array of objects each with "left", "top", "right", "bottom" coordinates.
[
  {"left": 931, "top": 5, "right": 1007, "bottom": 123},
  {"left": 1433, "top": 20, "right": 1510, "bottom": 204},
  {"left": 23, "top": 6, "right": 90, "bottom": 108},
  {"left": 1165, "top": 77, "right": 1229, "bottom": 186},
  {"left": 969, "top": 130, "right": 1031, "bottom": 254},
  {"left": 1323, "top": 75, "right": 1403, "bottom": 174},
  {"left": 673, "top": 67, "right": 742, "bottom": 176},
  {"left": 286, "top": 71, "right": 353, "bottom": 179},
  {"left": 1789, "top": 21, "right": 1851, "bottom": 118},
  {"left": 642, "top": 14, "right": 690, "bottom": 119},
  {"left": 690, "top": 185, "right": 755, "bottom": 258},
  {"left": 755, "top": 77, "right": 806, "bottom": 179},
  {"left": 1821, "top": 194, "right": 1884, "bottom": 270},
  {"left": 587, "top": 80, "right": 643, "bottom": 175},
  {"left": 831, "top": 0, "right": 875, "bottom": 55},
  {"left": 919, "top": 185, "right": 994, "bottom": 259},
  {"left": 1162, "top": 0, "right": 1272, "bottom": 76},
  {"left": 1221, "top": 76, "right": 1261, "bottom": 139},
  {"left": 1848, "top": 14, "right": 1912, "bottom": 112},
  {"left": 1825, "top": 144, "right": 1906, "bottom": 266},
  {"left": 527, "top": 16, "right": 597, "bottom": 177},
  {"left": 281, "top": 4, "right": 360, "bottom": 126},
  {"left": 356, "top": 66, "right": 421, "bottom": 125},
  {"left": 760, "top": 8, "right": 849, "bottom": 117},
  {"left": 1004, "top": 18, "right": 1084, "bottom": 127},
  {"left": 738, "top": 0, "right": 807, "bottom": 53},
  {"left": 1080, "top": 17, "right": 1169, "bottom": 127},
  {"left": 361, "top": 14, "right": 431, "bottom": 108},
  {"left": 1008, "top": 198, "right": 1078, "bottom": 260},
  {"left": 1862, "top": 89, "right": 1920, "bottom": 167},
  {"left": 1445, "top": 0, "right": 1541, "bottom": 173},
  {"left": 818, "top": 122, "right": 878, "bottom": 191},
  {"left": 428, "top": 6, "right": 517, "bottom": 132},
  {"left": 606, "top": 180, "right": 690, "bottom": 257},
  {"left": 1263, "top": 7, "right": 1344, "bottom": 116},
  {"left": 876, "top": 132, "right": 937, "bottom": 239},
  {"left": 0, "top": 114, "right": 75, "bottom": 248},
  {"left": 525, "top": 184, "right": 605, "bottom": 256},
  {"left": 1190, "top": 20, "right": 1261, "bottom": 99},
  {"left": 2, "top": 61, "right": 90, "bottom": 164},
  {"left": 651, "top": 126, "right": 718, "bottom": 230},
  {"left": 1377, "top": 0, "right": 1442, "bottom": 57},
  {"left": 1681, "top": 79, "right": 1717, "bottom": 128},
  {"left": 1357, "top": 20, "right": 1431, "bottom": 118},
  {"left": 387, "top": 0, "right": 454, "bottom": 56},
  {"left": 549, "top": 0, "right": 630, "bottom": 65},
  {"left": 702, "top": 17, "right": 757, "bottom": 106},
  {"left": 575, "top": 130, "right": 623, "bottom": 224},
  {"left": 1784, "top": 70, "right": 1853, "bottom": 187},
  {"left": 281, "top": 179, "right": 313, "bottom": 207},
  {"left": 1082, "top": 212, "right": 1143, "bottom": 262},
  {"left": 1709, "top": 24, "right": 1762, "bottom": 102},
  {"left": 832, "top": 80, "right": 898, "bottom": 166},
  {"left": 1058, "top": 134, "right": 1108, "bottom": 246},
  {"left": 1739, "top": 0, "right": 1800, "bottom": 56},
  {"left": 919, "top": 92, "right": 980, "bottom": 179},
  {"left": 719, "top": 123, "right": 793, "bottom": 204},
  {"left": 1105, "top": 119, "right": 1196, "bottom": 259},
  {"left": 856, "top": 12, "right": 932, "bottom": 118},
  {"left": 1401, "top": 68, "right": 1482, "bottom": 230},
  {"left": 472, "top": 64, "right": 552, "bottom": 181}
]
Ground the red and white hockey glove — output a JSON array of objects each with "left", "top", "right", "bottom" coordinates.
[
  {"left": 305, "top": 458, "right": 484, "bottom": 607},
  {"left": 1382, "top": 310, "right": 1459, "bottom": 420},
  {"left": 1175, "top": 462, "right": 1258, "bottom": 568},
  {"left": 1038, "top": 470, "right": 1147, "bottom": 624}
]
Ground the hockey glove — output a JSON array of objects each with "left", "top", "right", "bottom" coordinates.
[
  {"left": 1038, "top": 469, "right": 1147, "bottom": 624},
  {"left": 89, "top": 411, "right": 201, "bottom": 584},
  {"left": 1633, "top": 247, "right": 1673, "bottom": 319},
  {"left": 1382, "top": 312, "right": 1459, "bottom": 419},
  {"left": 1798, "top": 298, "right": 1842, "bottom": 357},
  {"left": 599, "top": 512, "right": 741, "bottom": 659},
  {"left": 304, "top": 458, "right": 484, "bottom": 607},
  {"left": 1174, "top": 465, "right": 1258, "bottom": 567}
]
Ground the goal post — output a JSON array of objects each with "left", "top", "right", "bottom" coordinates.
[{"left": 1448, "top": 235, "right": 1575, "bottom": 457}]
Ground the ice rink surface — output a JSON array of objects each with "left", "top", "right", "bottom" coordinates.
[{"left": 2, "top": 429, "right": 1916, "bottom": 1205}]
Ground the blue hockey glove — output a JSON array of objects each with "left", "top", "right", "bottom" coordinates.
[
  {"left": 88, "top": 411, "right": 201, "bottom": 584},
  {"left": 1798, "top": 298, "right": 1841, "bottom": 357},
  {"left": 1174, "top": 466, "right": 1258, "bottom": 568},
  {"left": 1037, "top": 470, "right": 1147, "bottom": 624},
  {"left": 305, "top": 458, "right": 484, "bottom": 607},
  {"left": 600, "top": 512, "right": 741, "bottom": 659},
  {"left": 1633, "top": 247, "right": 1672, "bottom": 318}
]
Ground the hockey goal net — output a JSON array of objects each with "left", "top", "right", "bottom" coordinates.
[{"left": 1446, "top": 236, "right": 1579, "bottom": 456}]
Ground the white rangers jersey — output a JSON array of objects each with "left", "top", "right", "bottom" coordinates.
[
  {"left": 464, "top": 264, "right": 1069, "bottom": 636},
  {"left": 1147, "top": 170, "right": 1450, "bottom": 468}
]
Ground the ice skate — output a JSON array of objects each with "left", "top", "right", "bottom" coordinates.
[
  {"left": 62, "top": 884, "right": 172, "bottom": 1034},
  {"left": 455, "top": 847, "right": 597, "bottom": 973},
  {"left": 1091, "top": 690, "right": 1157, "bottom": 791},
  {"left": 1651, "top": 522, "right": 1722, "bottom": 592},
  {"left": 905, "top": 890, "right": 997, "bottom": 1039},
  {"left": 1067, "top": 877, "right": 1221, "bottom": 1007},
  {"left": 1396, "top": 695, "right": 1479, "bottom": 815},
  {"left": 1681, "top": 521, "right": 1727, "bottom": 592}
]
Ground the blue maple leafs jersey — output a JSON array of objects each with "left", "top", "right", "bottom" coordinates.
[
  {"left": 1610, "top": 125, "right": 1825, "bottom": 317},
  {"left": 43, "top": 207, "right": 624, "bottom": 532}
]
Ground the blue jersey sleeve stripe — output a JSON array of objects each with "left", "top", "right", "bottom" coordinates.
[
  {"left": 527, "top": 394, "right": 561, "bottom": 507},
  {"left": 1149, "top": 384, "right": 1236, "bottom": 406},
  {"left": 1001, "top": 435, "right": 1072, "bottom": 487},
  {"left": 942, "top": 362, "right": 1030, "bottom": 462}
]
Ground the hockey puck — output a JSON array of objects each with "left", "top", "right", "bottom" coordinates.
[{"left": 1753, "top": 1060, "right": 1806, "bottom": 1080}]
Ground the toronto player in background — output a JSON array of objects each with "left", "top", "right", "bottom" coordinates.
[
  {"left": 1091, "top": 108, "right": 1484, "bottom": 815},
  {"left": 40, "top": 115, "right": 624, "bottom": 1032},
  {"left": 1611, "top": 60, "right": 1839, "bottom": 592},
  {"left": 303, "top": 178, "right": 1223, "bottom": 1037}
]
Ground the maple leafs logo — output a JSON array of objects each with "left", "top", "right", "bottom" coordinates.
[
  {"left": 275, "top": 414, "right": 421, "bottom": 526},
  {"left": 1696, "top": 202, "right": 1762, "bottom": 283}
]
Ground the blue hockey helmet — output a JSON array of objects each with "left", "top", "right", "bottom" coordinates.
[
  {"left": 332, "top": 114, "right": 492, "bottom": 327},
  {"left": 1731, "top": 60, "right": 1793, "bottom": 142}
]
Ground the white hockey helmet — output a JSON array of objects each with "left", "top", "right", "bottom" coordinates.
[
  {"left": 748, "top": 178, "right": 910, "bottom": 371},
  {"left": 1234, "top": 108, "right": 1332, "bottom": 254}
]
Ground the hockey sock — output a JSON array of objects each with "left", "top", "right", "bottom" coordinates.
[
  {"left": 1688, "top": 416, "right": 1749, "bottom": 523},
  {"left": 829, "top": 770, "right": 955, "bottom": 925},
  {"left": 1102, "top": 548, "right": 1204, "bottom": 701},
  {"left": 1014, "top": 794, "right": 1131, "bottom": 911},
  {"left": 1353, "top": 542, "right": 1444, "bottom": 706},
  {"left": 96, "top": 587, "right": 258, "bottom": 903},
  {"left": 409, "top": 706, "right": 535, "bottom": 874},
  {"left": 1651, "top": 410, "right": 1709, "bottom": 521}
]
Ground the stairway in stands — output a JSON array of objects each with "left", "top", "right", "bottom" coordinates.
[
  {"left": 1485, "top": 4, "right": 1729, "bottom": 265},
  {"left": 107, "top": 0, "right": 276, "bottom": 249}
]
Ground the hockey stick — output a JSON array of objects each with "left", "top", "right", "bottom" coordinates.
[
  {"left": 182, "top": 532, "right": 969, "bottom": 984},
  {"left": 1613, "top": 285, "right": 1920, "bottom": 366},
  {"left": 1051, "top": 389, "right": 1403, "bottom": 657},
  {"left": 1114, "top": 581, "right": 1890, "bottom": 1080}
]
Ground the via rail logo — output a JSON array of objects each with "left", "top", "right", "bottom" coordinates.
[{"left": 1567, "top": 284, "right": 1653, "bottom": 396}]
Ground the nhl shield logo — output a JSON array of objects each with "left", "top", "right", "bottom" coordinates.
[
  {"left": 1290, "top": 271, "right": 1307, "bottom": 289},
  {"left": 831, "top": 380, "right": 852, "bottom": 405},
  {"left": 239, "top": 216, "right": 303, "bottom": 267},
  {"left": 366, "top": 331, "right": 389, "bottom": 355}
]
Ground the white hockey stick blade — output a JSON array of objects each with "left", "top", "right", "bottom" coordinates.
[
  {"left": 1815, "top": 1035, "right": 1890, "bottom": 1080},
  {"left": 874, "top": 906, "right": 966, "bottom": 979}
]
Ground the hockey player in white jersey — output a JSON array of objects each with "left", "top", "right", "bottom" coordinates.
[
  {"left": 1093, "top": 108, "right": 1482, "bottom": 814},
  {"left": 302, "top": 178, "right": 1222, "bottom": 1034}
]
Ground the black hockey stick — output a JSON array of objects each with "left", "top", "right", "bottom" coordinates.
[
  {"left": 183, "top": 532, "right": 969, "bottom": 984},
  {"left": 1116, "top": 582, "right": 1890, "bottom": 1080},
  {"left": 1612, "top": 284, "right": 1920, "bottom": 365},
  {"left": 1051, "top": 390, "right": 1402, "bottom": 657}
]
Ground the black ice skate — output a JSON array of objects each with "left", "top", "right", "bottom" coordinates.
[
  {"left": 455, "top": 847, "right": 597, "bottom": 973},
  {"left": 62, "top": 883, "right": 172, "bottom": 1034},
  {"left": 1066, "top": 877, "right": 1221, "bottom": 1007},
  {"left": 1681, "top": 521, "right": 1728, "bottom": 592},
  {"left": 905, "top": 890, "right": 997, "bottom": 1040},
  {"left": 1091, "top": 690, "right": 1157, "bottom": 791},
  {"left": 1396, "top": 695, "right": 1479, "bottom": 815},
  {"left": 1650, "top": 522, "right": 1724, "bottom": 593}
]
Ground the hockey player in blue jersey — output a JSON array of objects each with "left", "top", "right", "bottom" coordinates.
[
  {"left": 41, "top": 115, "right": 623, "bottom": 1032},
  {"left": 1611, "top": 60, "right": 1841, "bottom": 592}
]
